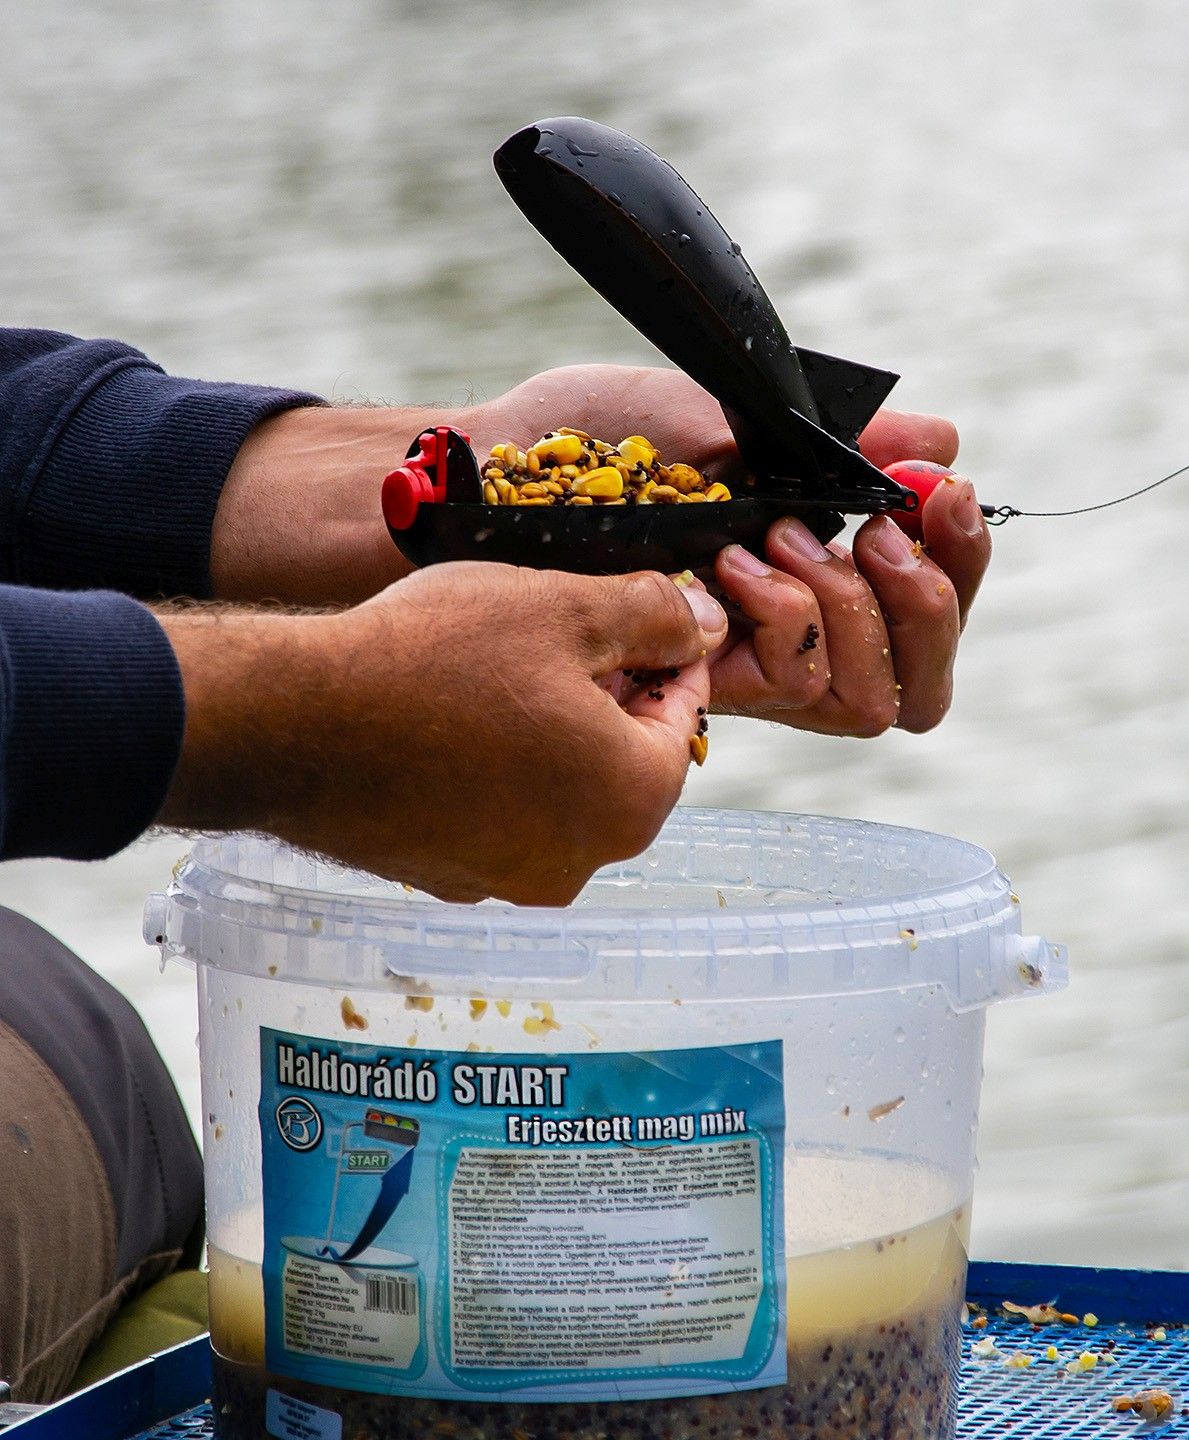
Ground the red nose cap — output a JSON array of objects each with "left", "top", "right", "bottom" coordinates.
[
  {"left": 382, "top": 462, "right": 436, "bottom": 531},
  {"left": 881, "top": 460, "right": 959, "bottom": 541}
]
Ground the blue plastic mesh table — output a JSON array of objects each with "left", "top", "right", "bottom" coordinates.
[{"left": 6, "top": 1262, "right": 1187, "bottom": 1439}]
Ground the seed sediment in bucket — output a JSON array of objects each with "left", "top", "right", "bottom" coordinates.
[{"left": 147, "top": 809, "right": 1065, "bottom": 1440}]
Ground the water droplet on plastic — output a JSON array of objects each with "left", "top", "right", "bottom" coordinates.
[
  {"left": 894, "top": 1026, "right": 906, "bottom": 1043},
  {"left": 920, "top": 1061, "right": 930, "bottom": 1079},
  {"left": 744, "top": 335, "right": 754, "bottom": 351},
  {"left": 608, "top": 191, "right": 623, "bottom": 207},
  {"left": 825, "top": 1074, "right": 837, "bottom": 1095},
  {"left": 730, "top": 240, "right": 742, "bottom": 255},
  {"left": 677, "top": 233, "right": 691, "bottom": 248},
  {"left": 565, "top": 138, "right": 599, "bottom": 158}
]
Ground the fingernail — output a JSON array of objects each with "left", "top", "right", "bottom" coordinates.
[
  {"left": 725, "top": 544, "right": 771, "bottom": 578},
  {"left": 953, "top": 480, "right": 985, "bottom": 538},
  {"left": 679, "top": 584, "right": 728, "bottom": 637},
  {"left": 776, "top": 518, "right": 832, "bottom": 562},
  {"left": 869, "top": 514, "right": 920, "bottom": 567}
]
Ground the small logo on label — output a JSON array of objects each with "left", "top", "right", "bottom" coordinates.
[{"left": 276, "top": 1095, "right": 323, "bottom": 1151}]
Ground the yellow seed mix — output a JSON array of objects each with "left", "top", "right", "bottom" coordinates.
[
  {"left": 481, "top": 432, "right": 730, "bottom": 507},
  {"left": 1065, "top": 1351, "right": 1099, "bottom": 1374}
]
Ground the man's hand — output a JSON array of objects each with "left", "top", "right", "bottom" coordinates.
[
  {"left": 709, "top": 484, "right": 989, "bottom": 736},
  {"left": 213, "top": 363, "right": 988, "bottom": 735},
  {"left": 157, "top": 564, "right": 725, "bottom": 905},
  {"left": 474, "top": 365, "right": 988, "bottom": 735}
]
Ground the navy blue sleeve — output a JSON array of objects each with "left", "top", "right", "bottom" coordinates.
[
  {"left": 0, "top": 328, "right": 323, "bottom": 598},
  {"left": 0, "top": 584, "right": 184, "bottom": 860},
  {"left": 0, "top": 328, "right": 323, "bottom": 859}
]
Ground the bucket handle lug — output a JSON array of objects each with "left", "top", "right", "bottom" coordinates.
[{"left": 1005, "top": 933, "right": 1069, "bottom": 1000}]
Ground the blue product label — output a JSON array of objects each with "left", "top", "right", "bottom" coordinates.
[{"left": 260, "top": 1028, "right": 786, "bottom": 1402}]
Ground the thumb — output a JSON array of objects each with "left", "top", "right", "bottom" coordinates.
[{"left": 573, "top": 571, "right": 728, "bottom": 675}]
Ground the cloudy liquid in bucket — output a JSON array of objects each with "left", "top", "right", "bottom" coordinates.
[{"left": 208, "top": 1153, "right": 970, "bottom": 1440}]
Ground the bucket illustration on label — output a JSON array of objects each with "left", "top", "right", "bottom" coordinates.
[{"left": 278, "top": 1107, "right": 427, "bottom": 1382}]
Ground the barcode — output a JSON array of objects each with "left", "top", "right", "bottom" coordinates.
[{"left": 365, "top": 1274, "right": 417, "bottom": 1316}]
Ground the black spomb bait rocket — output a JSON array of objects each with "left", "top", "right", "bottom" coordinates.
[{"left": 383, "top": 117, "right": 941, "bottom": 576}]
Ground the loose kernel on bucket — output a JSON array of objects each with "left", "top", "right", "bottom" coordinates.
[
  {"left": 340, "top": 996, "right": 368, "bottom": 1031},
  {"left": 481, "top": 432, "right": 730, "bottom": 506}
]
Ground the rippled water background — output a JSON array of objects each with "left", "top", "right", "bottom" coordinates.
[{"left": 1, "top": 0, "right": 1186, "bottom": 1269}]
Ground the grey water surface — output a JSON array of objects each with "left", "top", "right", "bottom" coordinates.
[{"left": 1, "top": 0, "right": 1187, "bottom": 1269}]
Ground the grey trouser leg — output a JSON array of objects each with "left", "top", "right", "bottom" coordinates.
[{"left": 0, "top": 907, "right": 203, "bottom": 1400}]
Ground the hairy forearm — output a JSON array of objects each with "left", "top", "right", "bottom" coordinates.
[
  {"left": 154, "top": 605, "right": 331, "bottom": 834},
  {"left": 211, "top": 404, "right": 455, "bottom": 605}
]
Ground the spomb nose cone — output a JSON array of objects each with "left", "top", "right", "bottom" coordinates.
[
  {"left": 493, "top": 117, "right": 822, "bottom": 447},
  {"left": 492, "top": 117, "right": 901, "bottom": 506}
]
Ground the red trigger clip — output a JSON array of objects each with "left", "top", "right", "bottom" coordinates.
[{"left": 382, "top": 427, "right": 465, "bottom": 531}]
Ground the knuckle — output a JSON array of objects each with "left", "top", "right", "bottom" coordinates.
[
  {"left": 756, "top": 662, "right": 829, "bottom": 713},
  {"left": 917, "top": 574, "right": 958, "bottom": 620},
  {"left": 632, "top": 570, "right": 691, "bottom": 630},
  {"left": 847, "top": 695, "right": 900, "bottom": 739},
  {"left": 802, "top": 665, "right": 831, "bottom": 708},
  {"left": 897, "top": 686, "right": 953, "bottom": 735}
]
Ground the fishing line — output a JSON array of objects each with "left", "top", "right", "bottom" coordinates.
[{"left": 986, "top": 461, "right": 1189, "bottom": 525}]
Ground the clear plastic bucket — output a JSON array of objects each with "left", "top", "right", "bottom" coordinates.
[{"left": 146, "top": 807, "right": 1066, "bottom": 1440}]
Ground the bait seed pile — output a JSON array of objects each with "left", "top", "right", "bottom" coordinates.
[{"left": 481, "top": 429, "right": 730, "bottom": 506}]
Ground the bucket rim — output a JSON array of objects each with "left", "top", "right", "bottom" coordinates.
[{"left": 167, "top": 806, "right": 1000, "bottom": 923}]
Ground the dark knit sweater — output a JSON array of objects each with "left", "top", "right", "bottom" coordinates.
[{"left": 0, "top": 328, "right": 319, "bottom": 859}]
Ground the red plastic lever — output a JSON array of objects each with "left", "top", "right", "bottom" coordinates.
[{"left": 382, "top": 427, "right": 464, "bottom": 531}]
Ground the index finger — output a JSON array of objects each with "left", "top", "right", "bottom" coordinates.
[
  {"left": 607, "top": 652, "right": 713, "bottom": 814},
  {"left": 858, "top": 410, "right": 960, "bottom": 470}
]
